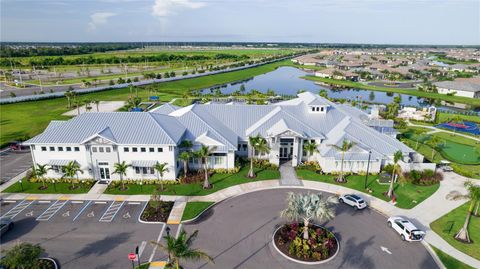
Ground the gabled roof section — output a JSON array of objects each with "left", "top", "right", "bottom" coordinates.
[
  {"left": 150, "top": 103, "right": 180, "bottom": 114},
  {"left": 81, "top": 127, "right": 117, "bottom": 144},
  {"left": 246, "top": 107, "right": 281, "bottom": 136},
  {"left": 266, "top": 119, "right": 305, "bottom": 137},
  {"left": 195, "top": 131, "right": 224, "bottom": 147}
]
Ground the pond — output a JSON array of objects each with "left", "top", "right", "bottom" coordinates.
[{"left": 201, "top": 66, "right": 478, "bottom": 113}]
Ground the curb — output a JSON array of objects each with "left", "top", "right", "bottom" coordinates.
[
  {"left": 137, "top": 202, "right": 166, "bottom": 225},
  {"left": 180, "top": 201, "right": 216, "bottom": 224},
  {"left": 422, "top": 242, "right": 446, "bottom": 269}
]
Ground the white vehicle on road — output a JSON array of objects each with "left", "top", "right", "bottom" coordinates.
[
  {"left": 387, "top": 216, "right": 425, "bottom": 242},
  {"left": 339, "top": 194, "right": 367, "bottom": 210}
]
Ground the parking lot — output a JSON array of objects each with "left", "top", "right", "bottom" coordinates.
[
  {"left": 0, "top": 199, "right": 166, "bottom": 269},
  {"left": 0, "top": 149, "right": 32, "bottom": 184}
]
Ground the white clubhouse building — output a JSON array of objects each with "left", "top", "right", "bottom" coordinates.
[{"left": 25, "top": 92, "right": 431, "bottom": 181}]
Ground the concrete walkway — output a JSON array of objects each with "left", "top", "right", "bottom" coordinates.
[
  {"left": 408, "top": 122, "right": 480, "bottom": 142},
  {"left": 87, "top": 181, "right": 109, "bottom": 195},
  {"left": 279, "top": 161, "right": 303, "bottom": 186},
  {"left": 166, "top": 198, "right": 187, "bottom": 225},
  {"left": 1, "top": 172, "right": 479, "bottom": 268}
]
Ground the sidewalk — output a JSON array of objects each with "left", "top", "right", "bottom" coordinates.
[{"left": 1, "top": 174, "right": 479, "bottom": 268}]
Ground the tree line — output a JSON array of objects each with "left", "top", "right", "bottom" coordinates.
[{"left": 0, "top": 43, "right": 142, "bottom": 57}]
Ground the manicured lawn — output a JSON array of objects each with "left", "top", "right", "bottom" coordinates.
[
  {"left": 430, "top": 245, "right": 474, "bottom": 269},
  {"left": 430, "top": 202, "right": 480, "bottom": 260},
  {"left": 437, "top": 112, "right": 480, "bottom": 124},
  {"left": 104, "top": 166, "right": 280, "bottom": 196},
  {"left": 135, "top": 263, "right": 150, "bottom": 269},
  {"left": 2, "top": 180, "right": 93, "bottom": 194},
  {"left": 181, "top": 201, "right": 215, "bottom": 221},
  {"left": 302, "top": 76, "right": 480, "bottom": 106},
  {"left": 0, "top": 59, "right": 294, "bottom": 147},
  {"left": 296, "top": 169, "right": 439, "bottom": 209}
]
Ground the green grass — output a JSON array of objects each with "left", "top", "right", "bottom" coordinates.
[
  {"left": 182, "top": 201, "right": 215, "bottom": 221},
  {"left": 430, "top": 202, "right": 480, "bottom": 260},
  {"left": 135, "top": 263, "right": 150, "bottom": 269},
  {"left": 2, "top": 180, "right": 93, "bottom": 194},
  {"left": 437, "top": 112, "right": 480, "bottom": 124},
  {"left": 430, "top": 245, "right": 474, "bottom": 269},
  {"left": 296, "top": 170, "right": 439, "bottom": 209},
  {"left": 302, "top": 76, "right": 480, "bottom": 106},
  {"left": 0, "top": 59, "right": 294, "bottom": 147},
  {"left": 104, "top": 166, "right": 280, "bottom": 196}
]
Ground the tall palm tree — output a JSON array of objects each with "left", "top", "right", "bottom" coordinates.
[
  {"left": 153, "top": 162, "right": 169, "bottom": 191},
  {"left": 329, "top": 140, "right": 356, "bottom": 183},
  {"left": 280, "top": 192, "right": 338, "bottom": 240},
  {"left": 113, "top": 161, "right": 131, "bottom": 190},
  {"left": 255, "top": 136, "right": 270, "bottom": 158},
  {"left": 33, "top": 164, "right": 51, "bottom": 189},
  {"left": 150, "top": 229, "right": 213, "bottom": 269},
  {"left": 387, "top": 150, "right": 403, "bottom": 198},
  {"left": 413, "top": 129, "right": 424, "bottom": 150},
  {"left": 446, "top": 181, "right": 480, "bottom": 243},
  {"left": 178, "top": 151, "right": 191, "bottom": 177},
  {"left": 179, "top": 139, "right": 193, "bottom": 150},
  {"left": 65, "top": 90, "right": 75, "bottom": 109},
  {"left": 197, "top": 145, "right": 216, "bottom": 189},
  {"left": 303, "top": 140, "right": 319, "bottom": 161},
  {"left": 247, "top": 135, "right": 269, "bottom": 178},
  {"left": 62, "top": 161, "right": 83, "bottom": 189},
  {"left": 93, "top": 100, "right": 100, "bottom": 112},
  {"left": 428, "top": 135, "right": 442, "bottom": 160}
]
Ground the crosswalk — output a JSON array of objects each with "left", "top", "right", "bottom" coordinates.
[
  {"left": 36, "top": 200, "right": 69, "bottom": 221},
  {"left": 0, "top": 199, "right": 34, "bottom": 219},
  {"left": 99, "top": 201, "right": 125, "bottom": 222}
]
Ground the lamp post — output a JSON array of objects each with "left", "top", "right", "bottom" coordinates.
[
  {"left": 53, "top": 179, "right": 57, "bottom": 192},
  {"left": 19, "top": 179, "right": 24, "bottom": 192},
  {"left": 165, "top": 226, "right": 171, "bottom": 261},
  {"left": 140, "top": 181, "right": 143, "bottom": 192},
  {"left": 365, "top": 150, "right": 372, "bottom": 190}
]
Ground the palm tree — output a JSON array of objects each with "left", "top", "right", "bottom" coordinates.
[
  {"left": 329, "top": 140, "right": 356, "bottom": 183},
  {"left": 153, "top": 162, "right": 169, "bottom": 191},
  {"left": 280, "top": 192, "right": 338, "bottom": 240},
  {"left": 247, "top": 135, "right": 269, "bottom": 178},
  {"left": 387, "top": 150, "right": 403, "bottom": 198},
  {"left": 65, "top": 90, "right": 75, "bottom": 108},
  {"left": 255, "top": 136, "right": 270, "bottom": 158},
  {"left": 113, "top": 161, "right": 131, "bottom": 190},
  {"left": 150, "top": 229, "right": 213, "bottom": 269},
  {"left": 428, "top": 136, "right": 442, "bottom": 160},
  {"left": 197, "top": 145, "right": 216, "bottom": 189},
  {"left": 446, "top": 181, "right": 480, "bottom": 243},
  {"left": 303, "top": 140, "right": 319, "bottom": 161},
  {"left": 62, "top": 161, "right": 83, "bottom": 189},
  {"left": 33, "top": 164, "right": 51, "bottom": 189},
  {"left": 179, "top": 139, "right": 193, "bottom": 149},
  {"left": 413, "top": 129, "right": 424, "bottom": 150},
  {"left": 93, "top": 99, "right": 100, "bottom": 112},
  {"left": 178, "top": 151, "right": 191, "bottom": 177}
]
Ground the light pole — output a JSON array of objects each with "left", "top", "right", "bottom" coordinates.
[
  {"left": 166, "top": 226, "right": 171, "bottom": 261},
  {"left": 19, "top": 179, "right": 24, "bottom": 192},
  {"left": 53, "top": 179, "right": 57, "bottom": 192},
  {"left": 365, "top": 150, "right": 372, "bottom": 190}
]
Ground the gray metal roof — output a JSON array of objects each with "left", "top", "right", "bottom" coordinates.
[{"left": 434, "top": 80, "right": 480, "bottom": 93}]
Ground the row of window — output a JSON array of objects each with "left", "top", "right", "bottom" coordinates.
[
  {"left": 135, "top": 167, "right": 155, "bottom": 175},
  {"left": 41, "top": 146, "right": 80, "bottom": 152},
  {"left": 124, "top": 147, "right": 164, "bottom": 153},
  {"left": 92, "top": 147, "right": 112, "bottom": 153}
]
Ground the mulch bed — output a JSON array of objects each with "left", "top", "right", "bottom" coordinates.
[
  {"left": 179, "top": 171, "right": 214, "bottom": 184},
  {"left": 140, "top": 201, "right": 174, "bottom": 222}
]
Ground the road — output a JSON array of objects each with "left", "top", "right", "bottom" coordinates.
[{"left": 182, "top": 189, "right": 438, "bottom": 269}]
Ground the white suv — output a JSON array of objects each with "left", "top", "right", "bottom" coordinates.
[
  {"left": 387, "top": 216, "right": 425, "bottom": 242},
  {"left": 339, "top": 194, "right": 367, "bottom": 210}
]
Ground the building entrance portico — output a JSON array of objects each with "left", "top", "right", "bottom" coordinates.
[{"left": 279, "top": 138, "right": 294, "bottom": 160}]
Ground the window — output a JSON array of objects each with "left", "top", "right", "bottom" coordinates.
[
  {"left": 321, "top": 107, "right": 324, "bottom": 112},
  {"left": 74, "top": 147, "right": 80, "bottom": 152},
  {"left": 106, "top": 147, "right": 111, "bottom": 153},
  {"left": 99, "top": 147, "right": 104, "bottom": 153},
  {"left": 169, "top": 146, "right": 173, "bottom": 151},
  {"left": 132, "top": 147, "right": 138, "bottom": 152},
  {"left": 142, "top": 167, "right": 147, "bottom": 174},
  {"left": 52, "top": 165, "right": 61, "bottom": 173},
  {"left": 41, "top": 146, "right": 47, "bottom": 152},
  {"left": 149, "top": 147, "right": 154, "bottom": 153},
  {"left": 157, "top": 147, "right": 163, "bottom": 153},
  {"left": 150, "top": 168, "right": 155, "bottom": 174},
  {"left": 58, "top": 147, "right": 63, "bottom": 151},
  {"left": 92, "top": 147, "right": 97, "bottom": 152},
  {"left": 124, "top": 147, "right": 129, "bottom": 152},
  {"left": 135, "top": 167, "right": 140, "bottom": 174},
  {"left": 215, "top": 156, "right": 223, "bottom": 165},
  {"left": 66, "top": 147, "right": 72, "bottom": 152},
  {"left": 316, "top": 107, "right": 320, "bottom": 112},
  {"left": 141, "top": 147, "right": 146, "bottom": 152},
  {"left": 98, "top": 162, "right": 108, "bottom": 165},
  {"left": 311, "top": 107, "right": 315, "bottom": 112},
  {"left": 49, "top": 146, "right": 55, "bottom": 151}
]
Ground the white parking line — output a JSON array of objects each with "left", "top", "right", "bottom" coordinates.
[
  {"left": 38, "top": 200, "right": 51, "bottom": 204},
  {"left": 175, "top": 224, "right": 183, "bottom": 239},
  {"left": 73, "top": 200, "right": 92, "bottom": 221},
  {"left": 128, "top": 202, "right": 141, "bottom": 205},
  {"left": 94, "top": 201, "right": 108, "bottom": 204},
  {"left": 0, "top": 200, "right": 34, "bottom": 219},
  {"left": 99, "top": 201, "right": 125, "bottom": 222},
  {"left": 148, "top": 223, "right": 166, "bottom": 263},
  {"left": 3, "top": 200, "right": 16, "bottom": 203},
  {"left": 71, "top": 201, "right": 84, "bottom": 204},
  {"left": 36, "top": 200, "right": 68, "bottom": 221}
]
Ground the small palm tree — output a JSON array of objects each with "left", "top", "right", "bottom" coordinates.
[
  {"left": 303, "top": 141, "right": 319, "bottom": 161},
  {"left": 255, "top": 136, "right": 270, "bottom": 158},
  {"left": 93, "top": 99, "right": 100, "bottom": 112},
  {"left": 113, "top": 161, "right": 131, "bottom": 190},
  {"left": 280, "top": 192, "right": 338, "bottom": 240},
  {"left": 33, "top": 164, "right": 51, "bottom": 189},
  {"left": 329, "top": 140, "right": 356, "bottom": 183},
  {"left": 428, "top": 136, "right": 442, "bottom": 160},
  {"left": 247, "top": 135, "right": 269, "bottom": 178},
  {"left": 446, "top": 181, "right": 480, "bottom": 243},
  {"left": 62, "top": 161, "right": 83, "bottom": 189},
  {"left": 413, "top": 129, "right": 424, "bottom": 150},
  {"left": 153, "top": 162, "right": 169, "bottom": 191},
  {"left": 150, "top": 229, "right": 213, "bottom": 269},
  {"left": 178, "top": 151, "right": 191, "bottom": 177},
  {"left": 387, "top": 150, "right": 403, "bottom": 198},
  {"left": 197, "top": 145, "right": 216, "bottom": 189}
]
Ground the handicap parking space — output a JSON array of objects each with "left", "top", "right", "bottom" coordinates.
[
  {"left": 0, "top": 200, "right": 20, "bottom": 214},
  {"left": 49, "top": 200, "right": 87, "bottom": 223},
  {"left": 112, "top": 201, "right": 144, "bottom": 224},
  {"left": 10, "top": 200, "right": 52, "bottom": 221},
  {"left": 73, "top": 200, "right": 112, "bottom": 222}
]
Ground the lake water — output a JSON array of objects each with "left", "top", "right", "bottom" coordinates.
[{"left": 201, "top": 66, "right": 478, "bottom": 113}]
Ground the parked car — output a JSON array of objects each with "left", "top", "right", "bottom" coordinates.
[
  {"left": 0, "top": 218, "right": 14, "bottom": 236},
  {"left": 387, "top": 216, "right": 425, "bottom": 241},
  {"left": 441, "top": 166, "right": 453, "bottom": 172},
  {"left": 339, "top": 194, "right": 367, "bottom": 210}
]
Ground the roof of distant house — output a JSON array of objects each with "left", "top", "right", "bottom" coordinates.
[{"left": 434, "top": 78, "right": 480, "bottom": 93}]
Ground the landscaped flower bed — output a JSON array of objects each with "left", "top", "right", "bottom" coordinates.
[
  {"left": 140, "top": 200, "right": 174, "bottom": 222},
  {"left": 273, "top": 223, "right": 339, "bottom": 263}
]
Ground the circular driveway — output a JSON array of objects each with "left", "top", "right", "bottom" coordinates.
[{"left": 183, "top": 189, "right": 438, "bottom": 269}]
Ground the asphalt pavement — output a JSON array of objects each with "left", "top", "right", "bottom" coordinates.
[{"left": 0, "top": 150, "right": 32, "bottom": 184}]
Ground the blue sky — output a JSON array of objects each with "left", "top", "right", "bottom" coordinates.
[{"left": 1, "top": 0, "right": 479, "bottom": 45}]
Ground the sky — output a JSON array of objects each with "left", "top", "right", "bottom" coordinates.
[{"left": 1, "top": 0, "right": 479, "bottom": 45}]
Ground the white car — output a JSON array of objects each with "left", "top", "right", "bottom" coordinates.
[
  {"left": 387, "top": 216, "right": 425, "bottom": 242},
  {"left": 339, "top": 194, "right": 367, "bottom": 210}
]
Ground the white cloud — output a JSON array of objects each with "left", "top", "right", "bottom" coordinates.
[
  {"left": 87, "top": 12, "right": 116, "bottom": 31},
  {"left": 152, "top": 0, "right": 206, "bottom": 17}
]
